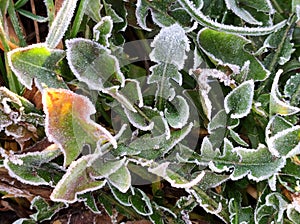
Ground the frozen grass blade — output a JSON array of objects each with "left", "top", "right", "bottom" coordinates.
[{"left": 46, "top": 0, "right": 78, "bottom": 48}]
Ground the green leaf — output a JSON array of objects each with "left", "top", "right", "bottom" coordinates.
[
  {"left": 102, "top": 0, "right": 123, "bottom": 23},
  {"left": 30, "top": 196, "right": 65, "bottom": 222},
  {"left": 93, "top": 16, "right": 113, "bottom": 46},
  {"left": 224, "top": 0, "right": 262, "bottom": 25},
  {"left": 150, "top": 24, "right": 189, "bottom": 69},
  {"left": 124, "top": 106, "right": 169, "bottom": 135},
  {"left": 129, "top": 122, "right": 193, "bottom": 160},
  {"left": 135, "top": 0, "right": 176, "bottom": 31},
  {"left": 90, "top": 157, "right": 126, "bottom": 179},
  {"left": 224, "top": 80, "right": 255, "bottom": 118},
  {"left": 198, "top": 28, "right": 269, "bottom": 81},
  {"left": 264, "top": 26, "right": 295, "bottom": 66},
  {"left": 237, "top": 0, "right": 275, "bottom": 13},
  {"left": 79, "top": 193, "right": 101, "bottom": 214},
  {"left": 46, "top": 0, "right": 78, "bottom": 48},
  {"left": 89, "top": 157, "right": 131, "bottom": 193},
  {"left": 66, "top": 38, "right": 125, "bottom": 90},
  {"left": 109, "top": 184, "right": 131, "bottom": 206},
  {"left": 130, "top": 188, "right": 153, "bottom": 216},
  {"left": 3, "top": 144, "right": 61, "bottom": 186},
  {"left": 148, "top": 23, "right": 189, "bottom": 107},
  {"left": 287, "top": 204, "right": 300, "bottom": 224},
  {"left": 165, "top": 96, "right": 189, "bottom": 129},
  {"left": 208, "top": 109, "right": 227, "bottom": 133},
  {"left": 85, "top": 0, "right": 102, "bottom": 22},
  {"left": 229, "top": 129, "right": 249, "bottom": 147},
  {"left": 43, "top": 88, "right": 117, "bottom": 166},
  {"left": 270, "top": 70, "right": 300, "bottom": 116},
  {"left": 7, "top": 44, "right": 68, "bottom": 91},
  {"left": 229, "top": 193, "right": 254, "bottom": 224},
  {"left": 50, "top": 155, "right": 107, "bottom": 203},
  {"left": 284, "top": 73, "right": 300, "bottom": 106},
  {"left": 255, "top": 192, "right": 288, "bottom": 224},
  {"left": 12, "top": 219, "right": 35, "bottom": 224},
  {"left": 181, "top": 138, "right": 285, "bottom": 181},
  {"left": 267, "top": 125, "right": 300, "bottom": 158}
]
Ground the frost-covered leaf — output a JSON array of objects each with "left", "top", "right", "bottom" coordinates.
[
  {"left": 89, "top": 156, "right": 130, "bottom": 193},
  {"left": 267, "top": 126, "right": 300, "bottom": 158},
  {"left": 46, "top": 0, "right": 78, "bottom": 48},
  {"left": 150, "top": 24, "right": 189, "bottom": 69},
  {"left": 237, "top": 0, "right": 275, "bottom": 13},
  {"left": 130, "top": 188, "right": 153, "bottom": 216},
  {"left": 12, "top": 219, "right": 35, "bottom": 224},
  {"left": 43, "top": 88, "right": 117, "bottom": 166},
  {"left": 229, "top": 193, "right": 254, "bottom": 224},
  {"left": 85, "top": 0, "right": 102, "bottom": 22},
  {"left": 119, "top": 79, "right": 144, "bottom": 108},
  {"left": 149, "top": 162, "right": 205, "bottom": 188},
  {"left": 79, "top": 193, "right": 101, "bottom": 214},
  {"left": 7, "top": 44, "right": 67, "bottom": 91},
  {"left": 255, "top": 192, "right": 288, "bottom": 224},
  {"left": 4, "top": 144, "right": 62, "bottom": 186},
  {"left": 266, "top": 115, "right": 293, "bottom": 139},
  {"left": 178, "top": 0, "right": 286, "bottom": 36},
  {"left": 207, "top": 108, "right": 226, "bottom": 131},
  {"left": 148, "top": 24, "right": 189, "bottom": 106},
  {"left": 270, "top": 70, "right": 300, "bottom": 116},
  {"left": 66, "top": 38, "right": 125, "bottom": 91},
  {"left": 135, "top": 0, "right": 175, "bottom": 31},
  {"left": 287, "top": 204, "right": 300, "bottom": 224},
  {"left": 180, "top": 138, "right": 285, "bottom": 181},
  {"left": 198, "top": 28, "right": 269, "bottom": 81},
  {"left": 124, "top": 106, "right": 169, "bottom": 136},
  {"left": 89, "top": 157, "right": 126, "bottom": 179},
  {"left": 165, "top": 96, "right": 189, "bottom": 129},
  {"left": 284, "top": 73, "right": 300, "bottom": 107},
  {"left": 50, "top": 155, "right": 107, "bottom": 203},
  {"left": 93, "top": 16, "right": 113, "bottom": 46},
  {"left": 224, "top": 0, "right": 262, "bottom": 25},
  {"left": 102, "top": 0, "right": 123, "bottom": 23},
  {"left": 129, "top": 123, "right": 193, "bottom": 160},
  {"left": 30, "top": 196, "right": 65, "bottom": 222},
  {"left": 264, "top": 26, "right": 295, "bottom": 66},
  {"left": 108, "top": 164, "right": 131, "bottom": 193},
  {"left": 224, "top": 80, "right": 254, "bottom": 118},
  {"left": 109, "top": 185, "right": 131, "bottom": 206},
  {"left": 229, "top": 129, "right": 249, "bottom": 147}
]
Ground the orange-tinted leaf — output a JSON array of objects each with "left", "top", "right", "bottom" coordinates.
[{"left": 43, "top": 88, "right": 117, "bottom": 166}]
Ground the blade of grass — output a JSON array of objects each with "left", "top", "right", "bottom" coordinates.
[
  {"left": 69, "top": 0, "right": 87, "bottom": 38},
  {"left": 44, "top": 0, "right": 55, "bottom": 27},
  {"left": 7, "top": 0, "right": 27, "bottom": 46},
  {"left": 46, "top": 0, "right": 79, "bottom": 48},
  {"left": 14, "top": 0, "right": 29, "bottom": 9},
  {"left": 0, "top": 20, "right": 22, "bottom": 92}
]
